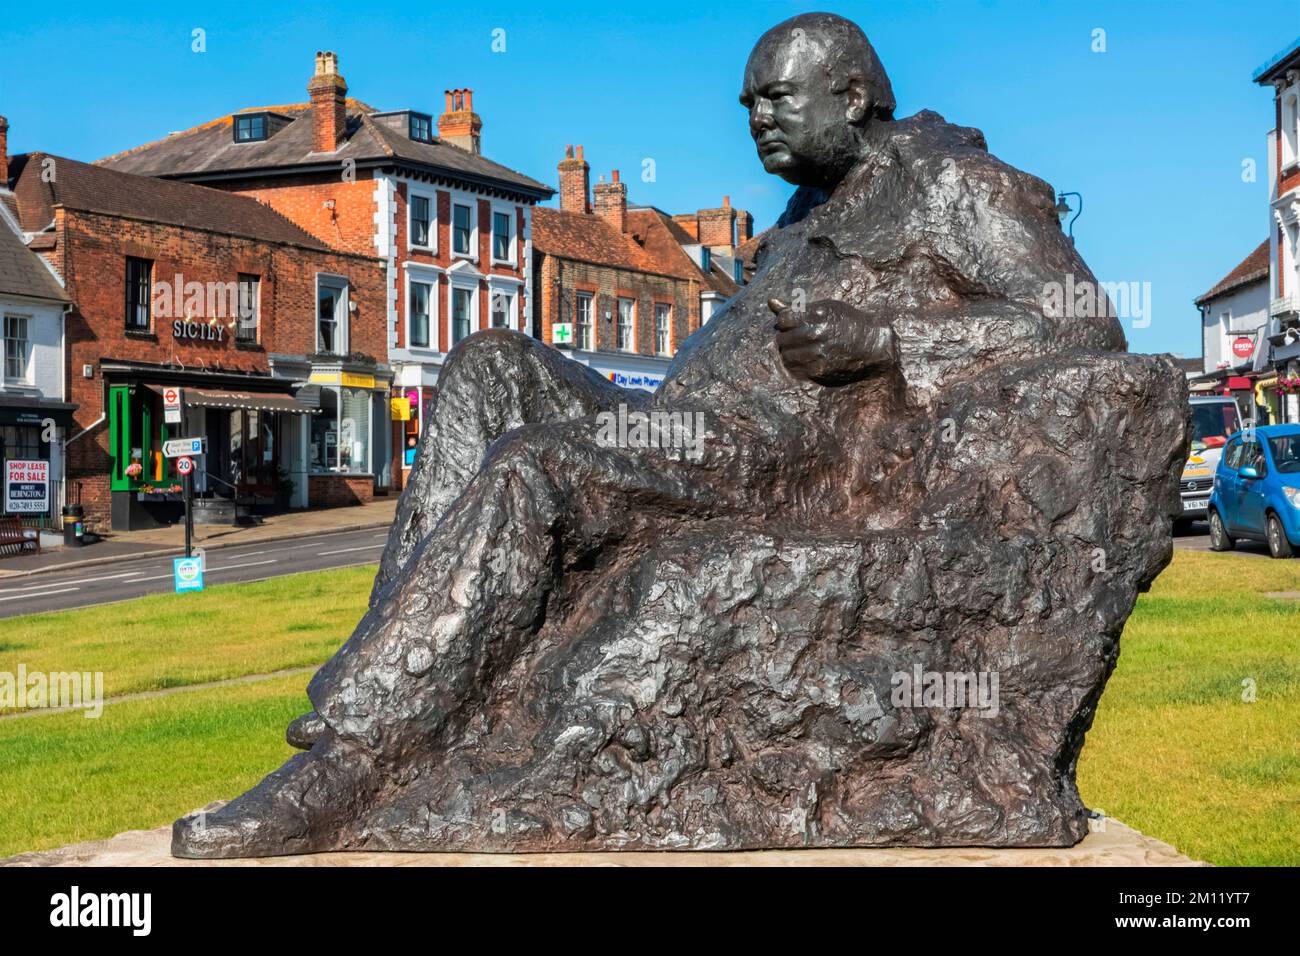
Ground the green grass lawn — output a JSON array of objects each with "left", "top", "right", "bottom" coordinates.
[{"left": 0, "top": 551, "right": 1296, "bottom": 863}]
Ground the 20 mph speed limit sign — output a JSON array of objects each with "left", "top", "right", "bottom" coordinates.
[{"left": 176, "top": 456, "right": 194, "bottom": 475}]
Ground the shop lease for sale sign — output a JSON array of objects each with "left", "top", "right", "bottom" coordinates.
[{"left": 4, "top": 459, "right": 50, "bottom": 513}]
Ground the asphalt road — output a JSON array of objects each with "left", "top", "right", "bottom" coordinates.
[
  {"left": 0, "top": 527, "right": 390, "bottom": 619},
  {"left": 1173, "top": 520, "right": 1274, "bottom": 559}
]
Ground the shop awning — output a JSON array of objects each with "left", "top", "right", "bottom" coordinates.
[
  {"left": 146, "top": 385, "right": 313, "bottom": 415},
  {"left": 0, "top": 397, "right": 78, "bottom": 428}
]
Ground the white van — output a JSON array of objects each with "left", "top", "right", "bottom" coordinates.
[{"left": 1177, "top": 396, "right": 1243, "bottom": 527}]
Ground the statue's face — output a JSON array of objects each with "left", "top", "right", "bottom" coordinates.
[{"left": 740, "top": 35, "right": 856, "bottom": 188}]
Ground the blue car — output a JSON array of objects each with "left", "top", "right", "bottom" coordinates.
[{"left": 1208, "top": 424, "right": 1300, "bottom": 558}]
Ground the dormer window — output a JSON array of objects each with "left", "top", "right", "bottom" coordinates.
[
  {"left": 234, "top": 114, "right": 268, "bottom": 143},
  {"left": 409, "top": 113, "right": 434, "bottom": 143}
]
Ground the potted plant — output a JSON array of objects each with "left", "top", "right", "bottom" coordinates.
[{"left": 276, "top": 466, "right": 296, "bottom": 510}]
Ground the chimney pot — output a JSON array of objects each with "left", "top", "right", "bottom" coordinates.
[
  {"left": 438, "top": 86, "right": 482, "bottom": 154},
  {"left": 612, "top": 169, "right": 619, "bottom": 183},
  {"left": 723, "top": 195, "right": 730, "bottom": 206},
  {"left": 576, "top": 145, "right": 584, "bottom": 161}
]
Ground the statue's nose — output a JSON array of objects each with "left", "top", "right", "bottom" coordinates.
[{"left": 749, "top": 103, "right": 774, "bottom": 135}]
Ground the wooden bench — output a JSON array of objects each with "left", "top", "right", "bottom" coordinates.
[{"left": 0, "top": 516, "right": 40, "bottom": 556}]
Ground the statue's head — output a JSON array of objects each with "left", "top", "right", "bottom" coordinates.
[{"left": 740, "top": 13, "right": 895, "bottom": 190}]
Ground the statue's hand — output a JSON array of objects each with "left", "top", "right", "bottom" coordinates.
[{"left": 771, "top": 298, "right": 897, "bottom": 386}]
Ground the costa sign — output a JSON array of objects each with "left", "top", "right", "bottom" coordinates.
[{"left": 1231, "top": 336, "right": 1254, "bottom": 359}]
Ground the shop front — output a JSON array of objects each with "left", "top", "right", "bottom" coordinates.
[
  {"left": 103, "top": 368, "right": 313, "bottom": 531},
  {"left": 0, "top": 397, "right": 77, "bottom": 524},
  {"left": 300, "top": 362, "right": 394, "bottom": 506}
]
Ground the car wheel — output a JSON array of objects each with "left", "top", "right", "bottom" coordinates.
[
  {"left": 1267, "top": 513, "right": 1295, "bottom": 559},
  {"left": 1208, "top": 509, "right": 1234, "bottom": 551}
]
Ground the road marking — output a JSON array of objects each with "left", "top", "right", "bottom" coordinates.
[
  {"left": 0, "top": 570, "right": 145, "bottom": 594},
  {"left": 0, "top": 586, "right": 80, "bottom": 603},
  {"left": 319, "top": 545, "right": 385, "bottom": 555},
  {"left": 208, "top": 559, "right": 279, "bottom": 572}
]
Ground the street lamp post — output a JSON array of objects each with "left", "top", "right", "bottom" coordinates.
[{"left": 1055, "top": 191, "right": 1082, "bottom": 244}]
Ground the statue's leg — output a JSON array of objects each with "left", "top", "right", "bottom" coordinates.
[
  {"left": 374, "top": 329, "right": 645, "bottom": 600},
  {"left": 175, "top": 414, "right": 760, "bottom": 857},
  {"left": 284, "top": 330, "right": 642, "bottom": 751}
]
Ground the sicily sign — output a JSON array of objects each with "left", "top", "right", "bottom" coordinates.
[{"left": 4, "top": 459, "right": 50, "bottom": 513}]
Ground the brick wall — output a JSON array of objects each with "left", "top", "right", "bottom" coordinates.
[
  {"left": 534, "top": 253, "right": 697, "bottom": 357},
  {"left": 215, "top": 173, "right": 381, "bottom": 257},
  {"left": 57, "top": 208, "right": 385, "bottom": 525},
  {"left": 308, "top": 473, "right": 375, "bottom": 507}
]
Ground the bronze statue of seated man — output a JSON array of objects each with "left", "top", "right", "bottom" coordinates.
[{"left": 173, "top": 13, "right": 1186, "bottom": 857}]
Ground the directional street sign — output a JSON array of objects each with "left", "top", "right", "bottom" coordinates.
[
  {"left": 163, "top": 437, "right": 205, "bottom": 458},
  {"left": 176, "top": 456, "right": 194, "bottom": 475}
]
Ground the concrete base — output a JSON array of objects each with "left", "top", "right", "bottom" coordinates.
[{"left": 3, "top": 811, "right": 1202, "bottom": 867}]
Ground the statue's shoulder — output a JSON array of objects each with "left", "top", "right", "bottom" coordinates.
[{"left": 886, "top": 110, "right": 1056, "bottom": 207}]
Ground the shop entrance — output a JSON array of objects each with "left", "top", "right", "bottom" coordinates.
[{"left": 205, "top": 408, "right": 277, "bottom": 500}]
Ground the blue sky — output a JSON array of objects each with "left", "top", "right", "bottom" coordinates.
[{"left": 1, "top": 0, "right": 1293, "bottom": 357}]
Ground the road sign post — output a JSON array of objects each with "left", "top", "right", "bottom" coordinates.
[{"left": 164, "top": 444, "right": 203, "bottom": 560}]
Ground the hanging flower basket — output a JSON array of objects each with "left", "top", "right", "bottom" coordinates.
[{"left": 1277, "top": 376, "right": 1300, "bottom": 396}]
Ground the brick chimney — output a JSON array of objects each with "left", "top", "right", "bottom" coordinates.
[
  {"left": 735, "top": 207, "right": 753, "bottom": 244},
  {"left": 558, "top": 144, "right": 590, "bottom": 214},
  {"left": 308, "top": 51, "right": 348, "bottom": 153},
  {"left": 697, "top": 195, "right": 736, "bottom": 248},
  {"left": 0, "top": 116, "right": 8, "bottom": 189},
  {"left": 438, "top": 89, "right": 482, "bottom": 154},
  {"left": 592, "top": 169, "right": 627, "bottom": 233}
]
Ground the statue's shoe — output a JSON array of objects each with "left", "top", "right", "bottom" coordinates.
[
  {"left": 286, "top": 710, "right": 326, "bottom": 751},
  {"left": 171, "top": 741, "right": 364, "bottom": 859}
]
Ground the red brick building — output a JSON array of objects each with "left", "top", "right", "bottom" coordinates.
[
  {"left": 7, "top": 150, "right": 388, "bottom": 529},
  {"left": 533, "top": 145, "right": 746, "bottom": 391},
  {"left": 99, "top": 53, "right": 553, "bottom": 481}
]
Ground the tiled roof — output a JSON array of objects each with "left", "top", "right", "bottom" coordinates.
[
  {"left": 0, "top": 210, "right": 69, "bottom": 303},
  {"left": 98, "top": 102, "right": 552, "bottom": 199},
  {"left": 532, "top": 206, "right": 660, "bottom": 273},
  {"left": 534, "top": 205, "right": 743, "bottom": 297},
  {"left": 10, "top": 153, "right": 332, "bottom": 250},
  {"left": 1195, "top": 241, "right": 1269, "bottom": 305}
]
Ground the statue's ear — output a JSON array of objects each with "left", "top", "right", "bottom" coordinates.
[{"left": 844, "top": 75, "right": 870, "bottom": 125}]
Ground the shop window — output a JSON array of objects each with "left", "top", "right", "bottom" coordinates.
[
  {"left": 309, "top": 386, "right": 372, "bottom": 474},
  {"left": 0, "top": 425, "right": 43, "bottom": 461},
  {"left": 125, "top": 257, "right": 152, "bottom": 330}
]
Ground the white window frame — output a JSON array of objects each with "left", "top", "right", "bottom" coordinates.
[
  {"left": 316, "top": 274, "right": 350, "bottom": 355},
  {"left": 407, "top": 185, "right": 437, "bottom": 253},
  {"left": 653, "top": 302, "right": 671, "bottom": 356},
  {"left": 236, "top": 274, "right": 261, "bottom": 343},
  {"left": 490, "top": 203, "right": 517, "bottom": 266},
  {"left": 404, "top": 263, "right": 444, "bottom": 352},
  {"left": 3, "top": 313, "right": 33, "bottom": 384},
  {"left": 617, "top": 297, "right": 636, "bottom": 352},
  {"left": 449, "top": 192, "right": 479, "bottom": 262},
  {"left": 576, "top": 292, "right": 594, "bottom": 351},
  {"left": 448, "top": 270, "right": 481, "bottom": 347}
]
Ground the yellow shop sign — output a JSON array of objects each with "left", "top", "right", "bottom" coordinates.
[{"left": 309, "top": 371, "right": 376, "bottom": 389}]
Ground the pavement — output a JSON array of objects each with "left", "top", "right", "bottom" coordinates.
[
  {"left": 1, "top": 811, "right": 1202, "bottom": 867},
  {"left": 0, "top": 497, "right": 399, "bottom": 579}
]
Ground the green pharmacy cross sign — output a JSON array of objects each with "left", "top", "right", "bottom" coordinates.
[{"left": 552, "top": 323, "right": 574, "bottom": 346}]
